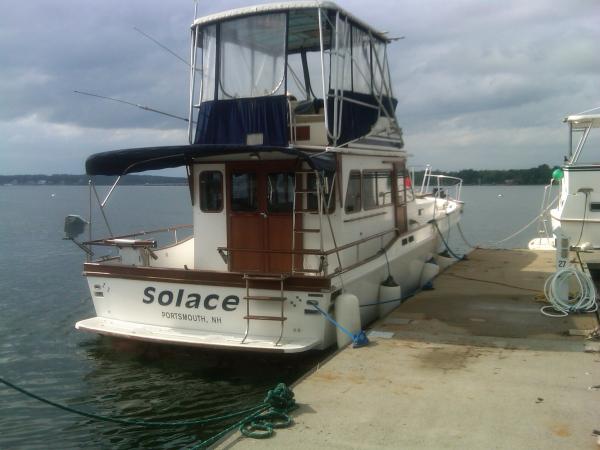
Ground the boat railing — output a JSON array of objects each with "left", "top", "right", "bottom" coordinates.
[
  {"left": 217, "top": 227, "right": 398, "bottom": 276},
  {"left": 417, "top": 166, "right": 463, "bottom": 202},
  {"left": 534, "top": 180, "right": 559, "bottom": 240},
  {"left": 84, "top": 224, "right": 193, "bottom": 250}
]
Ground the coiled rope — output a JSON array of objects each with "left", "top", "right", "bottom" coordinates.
[
  {"left": 0, "top": 376, "right": 296, "bottom": 448},
  {"left": 192, "top": 383, "right": 297, "bottom": 449},
  {"left": 541, "top": 266, "right": 599, "bottom": 317}
]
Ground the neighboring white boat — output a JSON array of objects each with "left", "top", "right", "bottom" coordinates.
[
  {"left": 67, "top": 1, "right": 464, "bottom": 353},
  {"left": 529, "top": 112, "right": 600, "bottom": 317},
  {"left": 551, "top": 114, "right": 600, "bottom": 254},
  {"left": 532, "top": 113, "right": 600, "bottom": 259}
]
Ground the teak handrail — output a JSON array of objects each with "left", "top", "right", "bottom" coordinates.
[
  {"left": 217, "top": 228, "right": 397, "bottom": 257},
  {"left": 84, "top": 224, "right": 193, "bottom": 245}
]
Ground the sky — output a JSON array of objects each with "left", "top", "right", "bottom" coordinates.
[{"left": 0, "top": 0, "right": 599, "bottom": 175}]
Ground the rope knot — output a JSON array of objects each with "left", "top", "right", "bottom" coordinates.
[{"left": 263, "top": 383, "right": 296, "bottom": 412}]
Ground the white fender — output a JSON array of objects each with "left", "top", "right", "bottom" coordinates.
[
  {"left": 378, "top": 283, "right": 402, "bottom": 318},
  {"left": 420, "top": 262, "right": 440, "bottom": 287},
  {"left": 334, "top": 293, "right": 361, "bottom": 348},
  {"left": 435, "top": 254, "right": 456, "bottom": 271}
]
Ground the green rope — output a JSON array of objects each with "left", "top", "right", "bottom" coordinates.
[
  {"left": 192, "top": 383, "right": 297, "bottom": 448},
  {"left": 240, "top": 410, "right": 293, "bottom": 438},
  {"left": 190, "top": 406, "right": 270, "bottom": 449},
  {"left": 241, "top": 383, "right": 296, "bottom": 438},
  {"left": 0, "top": 376, "right": 286, "bottom": 427},
  {"left": 0, "top": 375, "right": 297, "bottom": 447}
]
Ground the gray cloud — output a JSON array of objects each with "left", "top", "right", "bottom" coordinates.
[{"left": 0, "top": 0, "right": 599, "bottom": 174}]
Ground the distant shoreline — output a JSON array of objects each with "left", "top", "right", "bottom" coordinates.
[
  {"left": 0, "top": 182, "right": 549, "bottom": 187},
  {"left": 1, "top": 164, "right": 558, "bottom": 186},
  {"left": 0, "top": 174, "right": 187, "bottom": 186},
  {"left": 1, "top": 183, "right": 187, "bottom": 186}
]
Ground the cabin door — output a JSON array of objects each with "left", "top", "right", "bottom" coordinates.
[{"left": 227, "top": 162, "right": 296, "bottom": 273}]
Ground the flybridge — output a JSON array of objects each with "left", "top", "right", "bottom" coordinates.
[{"left": 187, "top": 1, "right": 402, "bottom": 149}]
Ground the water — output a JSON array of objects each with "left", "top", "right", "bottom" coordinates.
[
  {"left": 454, "top": 185, "right": 549, "bottom": 252},
  {"left": 0, "top": 184, "right": 548, "bottom": 448}
]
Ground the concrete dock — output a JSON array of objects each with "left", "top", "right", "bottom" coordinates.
[{"left": 220, "top": 249, "right": 600, "bottom": 449}]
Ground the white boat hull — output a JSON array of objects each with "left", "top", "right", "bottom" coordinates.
[{"left": 77, "top": 205, "right": 462, "bottom": 353}]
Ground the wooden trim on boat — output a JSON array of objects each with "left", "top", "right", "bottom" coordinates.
[
  {"left": 217, "top": 247, "right": 323, "bottom": 255},
  {"left": 83, "top": 263, "right": 331, "bottom": 291}
]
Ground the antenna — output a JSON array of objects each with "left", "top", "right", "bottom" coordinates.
[
  {"left": 577, "top": 105, "right": 600, "bottom": 115},
  {"left": 133, "top": 26, "right": 200, "bottom": 72},
  {"left": 73, "top": 90, "right": 192, "bottom": 123},
  {"left": 133, "top": 27, "right": 190, "bottom": 68}
]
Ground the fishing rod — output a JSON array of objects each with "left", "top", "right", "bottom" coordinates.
[
  {"left": 77, "top": 5, "right": 202, "bottom": 125},
  {"left": 73, "top": 90, "right": 192, "bottom": 123}
]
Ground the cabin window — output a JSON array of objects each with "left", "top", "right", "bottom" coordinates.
[
  {"left": 267, "top": 172, "right": 294, "bottom": 213},
  {"left": 345, "top": 170, "right": 362, "bottom": 213},
  {"left": 372, "top": 40, "right": 387, "bottom": 96},
  {"left": 363, "top": 170, "right": 392, "bottom": 209},
  {"left": 307, "top": 172, "right": 336, "bottom": 213},
  {"left": 200, "top": 25, "right": 217, "bottom": 102},
  {"left": 199, "top": 171, "right": 223, "bottom": 212},
  {"left": 231, "top": 172, "right": 258, "bottom": 211},
  {"left": 351, "top": 26, "right": 372, "bottom": 94},
  {"left": 219, "top": 14, "right": 287, "bottom": 99},
  {"left": 396, "top": 173, "right": 407, "bottom": 205},
  {"left": 405, "top": 173, "right": 415, "bottom": 203}
]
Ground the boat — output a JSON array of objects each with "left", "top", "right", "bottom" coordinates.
[
  {"left": 65, "top": 1, "right": 464, "bottom": 353},
  {"left": 531, "top": 113, "right": 600, "bottom": 258},
  {"left": 529, "top": 112, "right": 600, "bottom": 316}
]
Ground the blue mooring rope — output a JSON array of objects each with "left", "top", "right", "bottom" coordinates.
[{"left": 309, "top": 301, "right": 369, "bottom": 348}]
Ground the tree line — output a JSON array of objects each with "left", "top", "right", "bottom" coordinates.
[
  {"left": 2, "top": 164, "right": 559, "bottom": 186},
  {"left": 0, "top": 174, "right": 187, "bottom": 186},
  {"left": 414, "top": 164, "right": 558, "bottom": 186}
]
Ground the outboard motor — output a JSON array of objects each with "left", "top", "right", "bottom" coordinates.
[
  {"left": 64, "top": 214, "right": 88, "bottom": 239},
  {"left": 63, "top": 214, "right": 92, "bottom": 256}
]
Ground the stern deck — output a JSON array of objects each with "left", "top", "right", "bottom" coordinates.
[{"left": 76, "top": 317, "right": 321, "bottom": 353}]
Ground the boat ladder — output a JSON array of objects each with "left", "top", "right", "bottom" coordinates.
[
  {"left": 241, "top": 273, "right": 289, "bottom": 346},
  {"left": 292, "top": 170, "right": 325, "bottom": 275}
]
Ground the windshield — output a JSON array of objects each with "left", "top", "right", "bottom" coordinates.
[{"left": 201, "top": 13, "right": 286, "bottom": 101}]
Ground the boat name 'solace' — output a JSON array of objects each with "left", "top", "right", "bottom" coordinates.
[{"left": 142, "top": 287, "right": 240, "bottom": 311}]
